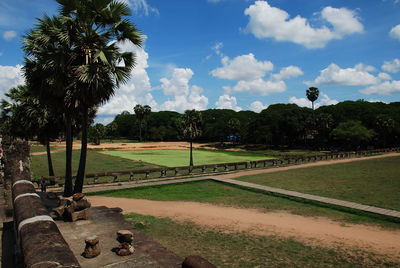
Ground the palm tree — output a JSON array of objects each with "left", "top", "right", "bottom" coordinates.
[
  {"left": 306, "top": 87, "right": 319, "bottom": 111},
  {"left": 54, "top": 0, "right": 142, "bottom": 194},
  {"left": 134, "top": 104, "right": 151, "bottom": 141},
  {"left": 0, "top": 85, "right": 62, "bottom": 177},
  {"left": 181, "top": 110, "right": 202, "bottom": 166},
  {"left": 23, "top": 15, "right": 77, "bottom": 196}
]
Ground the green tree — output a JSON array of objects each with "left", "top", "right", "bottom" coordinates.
[
  {"left": 55, "top": 0, "right": 143, "bottom": 194},
  {"left": 0, "top": 85, "right": 62, "bottom": 176},
  {"left": 88, "top": 123, "right": 106, "bottom": 145},
  {"left": 106, "top": 122, "right": 118, "bottom": 142},
  {"left": 134, "top": 104, "right": 151, "bottom": 141},
  {"left": 375, "top": 114, "right": 395, "bottom": 147},
  {"left": 181, "top": 110, "right": 202, "bottom": 166},
  {"left": 306, "top": 87, "right": 319, "bottom": 111},
  {"left": 331, "top": 120, "right": 375, "bottom": 149}
]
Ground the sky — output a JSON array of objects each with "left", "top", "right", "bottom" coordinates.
[{"left": 0, "top": 0, "right": 400, "bottom": 124}]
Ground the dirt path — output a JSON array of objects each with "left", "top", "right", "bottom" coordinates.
[
  {"left": 89, "top": 196, "right": 400, "bottom": 259},
  {"left": 220, "top": 152, "right": 400, "bottom": 178},
  {"left": 31, "top": 149, "right": 64, "bottom": 156}
]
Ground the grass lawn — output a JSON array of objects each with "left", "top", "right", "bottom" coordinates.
[
  {"left": 125, "top": 213, "right": 398, "bottom": 268},
  {"left": 235, "top": 156, "right": 400, "bottom": 211},
  {"left": 30, "top": 149, "right": 159, "bottom": 180},
  {"left": 100, "top": 149, "right": 273, "bottom": 167},
  {"left": 92, "top": 180, "right": 400, "bottom": 229}
]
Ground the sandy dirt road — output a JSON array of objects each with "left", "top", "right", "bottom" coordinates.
[{"left": 89, "top": 196, "right": 400, "bottom": 259}]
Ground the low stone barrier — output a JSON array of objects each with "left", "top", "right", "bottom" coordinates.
[
  {"left": 41, "top": 147, "right": 400, "bottom": 187},
  {"left": 5, "top": 141, "right": 80, "bottom": 268}
]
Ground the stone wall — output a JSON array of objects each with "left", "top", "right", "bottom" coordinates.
[{"left": 4, "top": 141, "right": 80, "bottom": 268}]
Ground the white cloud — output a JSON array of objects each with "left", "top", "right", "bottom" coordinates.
[
  {"left": 390, "top": 24, "right": 400, "bottom": 40},
  {"left": 289, "top": 93, "right": 338, "bottom": 108},
  {"left": 160, "top": 68, "right": 193, "bottom": 96},
  {"left": 99, "top": 39, "right": 158, "bottom": 115},
  {"left": 321, "top": 7, "right": 363, "bottom": 35},
  {"left": 211, "top": 53, "right": 273, "bottom": 81},
  {"left": 382, "top": 58, "right": 400, "bottom": 73},
  {"left": 361, "top": 80, "right": 400, "bottom": 95},
  {"left": 0, "top": 64, "right": 24, "bottom": 97},
  {"left": 3, "top": 30, "right": 16, "bottom": 41},
  {"left": 272, "top": 65, "right": 303, "bottom": 80},
  {"left": 306, "top": 63, "right": 379, "bottom": 86},
  {"left": 121, "top": 0, "right": 159, "bottom": 16},
  {"left": 248, "top": 101, "right": 268, "bottom": 112},
  {"left": 215, "top": 94, "right": 242, "bottom": 111},
  {"left": 224, "top": 78, "right": 286, "bottom": 96},
  {"left": 212, "top": 42, "right": 224, "bottom": 57},
  {"left": 378, "top": 72, "right": 392, "bottom": 80},
  {"left": 244, "top": 1, "right": 363, "bottom": 49},
  {"left": 159, "top": 68, "right": 208, "bottom": 112}
]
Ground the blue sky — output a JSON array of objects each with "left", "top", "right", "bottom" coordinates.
[{"left": 1, "top": 0, "right": 400, "bottom": 124}]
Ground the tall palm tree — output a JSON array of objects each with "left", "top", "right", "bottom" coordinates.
[
  {"left": 181, "top": 110, "right": 202, "bottom": 166},
  {"left": 23, "top": 15, "right": 77, "bottom": 196},
  {"left": 55, "top": 0, "right": 143, "bottom": 193},
  {"left": 134, "top": 104, "right": 151, "bottom": 141},
  {"left": 306, "top": 87, "right": 319, "bottom": 111}
]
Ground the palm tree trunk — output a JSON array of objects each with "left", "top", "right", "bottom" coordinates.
[
  {"left": 74, "top": 106, "right": 88, "bottom": 193},
  {"left": 189, "top": 140, "right": 193, "bottom": 166},
  {"left": 139, "top": 120, "right": 142, "bottom": 142},
  {"left": 45, "top": 138, "right": 55, "bottom": 178},
  {"left": 64, "top": 112, "right": 73, "bottom": 197}
]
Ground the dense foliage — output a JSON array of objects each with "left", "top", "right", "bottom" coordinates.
[{"left": 104, "top": 100, "right": 400, "bottom": 150}]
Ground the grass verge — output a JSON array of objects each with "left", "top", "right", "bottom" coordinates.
[
  {"left": 126, "top": 213, "right": 399, "bottom": 268},
  {"left": 93, "top": 180, "right": 400, "bottom": 229},
  {"left": 235, "top": 156, "right": 400, "bottom": 211}
]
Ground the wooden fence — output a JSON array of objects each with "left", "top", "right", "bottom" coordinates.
[{"left": 41, "top": 147, "right": 400, "bottom": 187}]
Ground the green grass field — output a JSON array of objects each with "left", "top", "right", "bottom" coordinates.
[
  {"left": 100, "top": 149, "right": 272, "bottom": 167},
  {"left": 235, "top": 156, "right": 400, "bottom": 211},
  {"left": 30, "top": 149, "right": 158, "bottom": 180},
  {"left": 125, "top": 213, "right": 398, "bottom": 268}
]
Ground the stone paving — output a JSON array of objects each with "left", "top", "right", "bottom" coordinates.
[{"left": 41, "top": 194, "right": 182, "bottom": 268}]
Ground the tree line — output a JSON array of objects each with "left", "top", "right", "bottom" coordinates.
[{"left": 102, "top": 100, "right": 400, "bottom": 150}]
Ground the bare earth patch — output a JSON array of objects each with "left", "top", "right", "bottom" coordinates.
[{"left": 89, "top": 196, "right": 400, "bottom": 260}]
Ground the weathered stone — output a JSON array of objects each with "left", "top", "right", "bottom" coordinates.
[
  {"left": 115, "top": 242, "right": 135, "bottom": 256},
  {"left": 82, "top": 235, "right": 101, "bottom": 258},
  {"left": 70, "top": 208, "right": 89, "bottom": 222},
  {"left": 72, "top": 193, "right": 85, "bottom": 201},
  {"left": 46, "top": 192, "right": 58, "bottom": 200},
  {"left": 74, "top": 198, "right": 91, "bottom": 211},
  {"left": 182, "top": 255, "right": 217, "bottom": 268},
  {"left": 117, "top": 230, "right": 133, "bottom": 243}
]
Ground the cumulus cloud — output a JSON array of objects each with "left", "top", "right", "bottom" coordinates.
[
  {"left": 289, "top": 93, "right": 338, "bottom": 108},
  {"left": 248, "top": 101, "right": 268, "bottom": 112},
  {"left": 306, "top": 63, "right": 379, "bottom": 86},
  {"left": 272, "top": 65, "right": 303, "bottom": 80},
  {"left": 99, "top": 39, "right": 157, "bottom": 115},
  {"left": 3, "top": 30, "right": 16, "bottom": 41},
  {"left": 0, "top": 64, "right": 24, "bottom": 97},
  {"left": 159, "top": 68, "right": 208, "bottom": 112},
  {"left": 215, "top": 94, "right": 242, "bottom": 111},
  {"left": 361, "top": 80, "right": 400, "bottom": 95},
  {"left": 390, "top": 24, "right": 400, "bottom": 40},
  {"left": 244, "top": 1, "right": 363, "bottom": 49},
  {"left": 210, "top": 53, "right": 273, "bottom": 81},
  {"left": 224, "top": 79, "right": 286, "bottom": 96},
  {"left": 382, "top": 58, "right": 400, "bottom": 73},
  {"left": 120, "top": 0, "right": 159, "bottom": 16}
]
